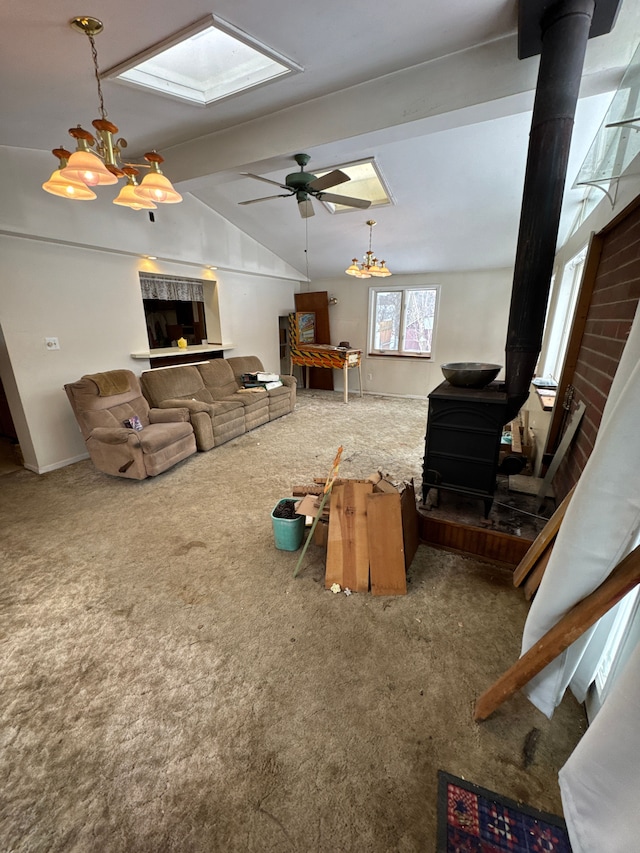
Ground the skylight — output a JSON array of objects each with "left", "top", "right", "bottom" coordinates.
[
  {"left": 314, "top": 159, "right": 393, "bottom": 213},
  {"left": 104, "top": 15, "right": 302, "bottom": 106}
]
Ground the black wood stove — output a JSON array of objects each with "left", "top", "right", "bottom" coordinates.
[
  {"left": 422, "top": 381, "right": 507, "bottom": 516},
  {"left": 421, "top": 0, "right": 621, "bottom": 517}
]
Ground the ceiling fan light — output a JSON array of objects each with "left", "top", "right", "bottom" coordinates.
[
  {"left": 60, "top": 149, "right": 118, "bottom": 186},
  {"left": 134, "top": 172, "right": 182, "bottom": 204},
  {"left": 42, "top": 168, "right": 97, "bottom": 200},
  {"left": 113, "top": 182, "right": 157, "bottom": 210}
]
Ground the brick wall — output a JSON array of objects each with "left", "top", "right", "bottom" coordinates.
[{"left": 555, "top": 203, "right": 640, "bottom": 495}]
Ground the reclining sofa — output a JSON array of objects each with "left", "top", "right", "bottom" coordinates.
[
  {"left": 139, "top": 357, "right": 296, "bottom": 452},
  {"left": 65, "top": 369, "right": 197, "bottom": 479}
]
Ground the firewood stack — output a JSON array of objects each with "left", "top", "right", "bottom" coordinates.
[{"left": 292, "top": 473, "right": 419, "bottom": 595}]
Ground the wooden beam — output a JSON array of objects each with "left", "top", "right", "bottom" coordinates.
[
  {"left": 513, "top": 484, "right": 576, "bottom": 587},
  {"left": 474, "top": 541, "right": 640, "bottom": 721}
]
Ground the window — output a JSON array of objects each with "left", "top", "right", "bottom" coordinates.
[
  {"left": 539, "top": 246, "right": 586, "bottom": 380},
  {"left": 368, "top": 285, "right": 439, "bottom": 357}
]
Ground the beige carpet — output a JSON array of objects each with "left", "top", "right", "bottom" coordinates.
[{"left": 0, "top": 390, "right": 586, "bottom": 852}]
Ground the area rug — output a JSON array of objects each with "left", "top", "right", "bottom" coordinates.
[{"left": 437, "top": 771, "right": 572, "bottom": 852}]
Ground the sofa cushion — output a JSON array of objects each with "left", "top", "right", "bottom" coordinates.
[
  {"left": 196, "top": 361, "right": 239, "bottom": 399},
  {"left": 140, "top": 365, "right": 206, "bottom": 408}
]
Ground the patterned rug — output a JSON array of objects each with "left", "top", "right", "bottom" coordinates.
[{"left": 437, "top": 771, "right": 572, "bottom": 852}]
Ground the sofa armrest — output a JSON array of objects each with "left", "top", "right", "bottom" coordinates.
[
  {"left": 89, "top": 427, "right": 135, "bottom": 445},
  {"left": 280, "top": 375, "right": 297, "bottom": 388},
  {"left": 158, "top": 398, "right": 211, "bottom": 414},
  {"left": 149, "top": 407, "right": 191, "bottom": 423}
]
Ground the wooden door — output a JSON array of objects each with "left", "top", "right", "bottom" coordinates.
[{"left": 294, "top": 291, "right": 333, "bottom": 390}]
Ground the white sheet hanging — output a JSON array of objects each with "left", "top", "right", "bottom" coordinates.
[
  {"left": 559, "top": 637, "right": 640, "bottom": 852},
  {"left": 520, "top": 302, "right": 640, "bottom": 718}
]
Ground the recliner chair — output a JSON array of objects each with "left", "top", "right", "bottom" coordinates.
[{"left": 64, "top": 369, "right": 197, "bottom": 479}]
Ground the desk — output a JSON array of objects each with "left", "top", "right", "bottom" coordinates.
[{"left": 290, "top": 345, "right": 363, "bottom": 403}]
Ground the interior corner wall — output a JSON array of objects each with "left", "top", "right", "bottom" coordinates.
[{"left": 310, "top": 269, "right": 513, "bottom": 397}]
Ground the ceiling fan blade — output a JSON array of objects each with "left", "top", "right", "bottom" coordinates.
[
  {"left": 239, "top": 194, "right": 291, "bottom": 205},
  {"left": 298, "top": 197, "right": 315, "bottom": 218},
  {"left": 317, "top": 192, "right": 372, "bottom": 209},
  {"left": 307, "top": 170, "right": 350, "bottom": 191},
  {"left": 241, "top": 172, "right": 289, "bottom": 190}
]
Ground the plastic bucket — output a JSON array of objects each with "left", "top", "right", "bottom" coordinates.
[{"left": 271, "top": 498, "right": 305, "bottom": 551}]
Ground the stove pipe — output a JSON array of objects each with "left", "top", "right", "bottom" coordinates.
[{"left": 504, "top": 0, "right": 596, "bottom": 422}]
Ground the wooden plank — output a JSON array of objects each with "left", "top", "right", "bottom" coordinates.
[
  {"left": 523, "top": 544, "right": 553, "bottom": 600},
  {"left": 474, "top": 541, "right": 640, "bottom": 722},
  {"left": 418, "top": 513, "right": 532, "bottom": 568},
  {"left": 325, "top": 485, "right": 345, "bottom": 588},
  {"left": 367, "top": 492, "right": 406, "bottom": 596},
  {"left": 537, "top": 401, "right": 585, "bottom": 507},
  {"left": 512, "top": 484, "right": 576, "bottom": 587},
  {"left": 401, "top": 481, "right": 420, "bottom": 571},
  {"left": 324, "top": 482, "right": 372, "bottom": 592},
  {"left": 509, "top": 420, "right": 522, "bottom": 454}
]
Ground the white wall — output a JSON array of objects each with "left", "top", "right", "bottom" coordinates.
[
  {"left": 0, "top": 146, "right": 303, "bottom": 473},
  {"left": 311, "top": 269, "right": 513, "bottom": 397}
]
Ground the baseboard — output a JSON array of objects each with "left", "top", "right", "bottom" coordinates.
[{"left": 25, "top": 452, "right": 89, "bottom": 475}]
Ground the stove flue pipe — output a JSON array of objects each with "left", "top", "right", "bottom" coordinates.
[{"left": 504, "top": 0, "right": 596, "bottom": 421}]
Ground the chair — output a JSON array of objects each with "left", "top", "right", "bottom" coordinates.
[{"left": 64, "top": 369, "right": 197, "bottom": 479}]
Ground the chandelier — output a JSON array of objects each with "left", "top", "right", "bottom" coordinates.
[
  {"left": 42, "top": 17, "right": 182, "bottom": 209},
  {"left": 345, "top": 219, "right": 392, "bottom": 278}
]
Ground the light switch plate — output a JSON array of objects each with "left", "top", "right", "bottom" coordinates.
[{"left": 44, "top": 337, "right": 60, "bottom": 350}]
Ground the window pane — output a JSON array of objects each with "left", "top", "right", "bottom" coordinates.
[
  {"left": 374, "top": 291, "right": 402, "bottom": 350},
  {"left": 401, "top": 289, "right": 436, "bottom": 353}
]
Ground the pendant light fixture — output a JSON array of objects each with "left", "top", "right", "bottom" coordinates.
[
  {"left": 345, "top": 220, "right": 392, "bottom": 279},
  {"left": 42, "top": 17, "right": 182, "bottom": 208}
]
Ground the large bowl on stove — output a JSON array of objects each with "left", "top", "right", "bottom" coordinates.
[{"left": 441, "top": 362, "right": 502, "bottom": 388}]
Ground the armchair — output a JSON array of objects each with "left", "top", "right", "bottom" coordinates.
[{"left": 64, "top": 369, "right": 197, "bottom": 479}]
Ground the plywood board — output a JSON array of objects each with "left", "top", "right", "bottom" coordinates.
[
  {"left": 325, "top": 481, "right": 372, "bottom": 592},
  {"left": 401, "top": 481, "right": 419, "bottom": 571},
  {"left": 367, "top": 492, "right": 406, "bottom": 596}
]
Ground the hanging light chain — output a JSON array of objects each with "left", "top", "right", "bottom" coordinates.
[{"left": 88, "top": 32, "right": 107, "bottom": 120}]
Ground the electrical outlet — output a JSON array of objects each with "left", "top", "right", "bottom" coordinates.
[
  {"left": 367, "top": 373, "right": 373, "bottom": 381},
  {"left": 45, "top": 337, "right": 60, "bottom": 350}
]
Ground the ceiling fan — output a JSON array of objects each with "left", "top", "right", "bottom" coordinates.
[{"left": 239, "top": 153, "right": 372, "bottom": 218}]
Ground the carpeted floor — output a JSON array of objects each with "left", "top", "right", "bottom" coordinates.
[{"left": 0, "top": 390, "right": 586, "bottom": 852}]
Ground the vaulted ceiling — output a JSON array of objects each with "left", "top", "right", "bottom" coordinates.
[{"left": 3, "top": 1, "right": 639, "bottom": 278}]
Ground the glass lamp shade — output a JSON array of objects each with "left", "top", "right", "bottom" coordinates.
[
  {"left": 373, "top": 262, "right": 392, "bottom": 277},
  {"left": 60, "top": 150, "right": 118, "bottom": 186},
  {"left": 134, "top": 172, "right": 182, "bottom": 204},
  {"left": 113, "top": 183, "right": 157, "bottom": 210},
  {"left": 42, "top": 169, "right": 97, "bottom": 200},
  {"left": 345, "top": 259, "right": 361, "bottom": 276}
]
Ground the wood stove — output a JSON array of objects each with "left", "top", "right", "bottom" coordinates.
[{"left": 422, "top": 381, "right": 507, "bottom": 516}]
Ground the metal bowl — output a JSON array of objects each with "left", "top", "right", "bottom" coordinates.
[{"left": 441, "top": 362, "right": 502, "bottom": 388}]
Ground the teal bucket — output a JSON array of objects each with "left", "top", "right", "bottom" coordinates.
[{"left": 271, "top": 498, "right": 305, "bottom": 551}]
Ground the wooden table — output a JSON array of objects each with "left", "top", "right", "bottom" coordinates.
[{"left": 290, "top": 345, "right": 363, "bottom": 403}]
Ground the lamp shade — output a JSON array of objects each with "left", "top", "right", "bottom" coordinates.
[
  {"left": 134, "top": 172, "right": 182, "bottom": 204},
  {"left": 113, "top": 183, "right": 157, "bottom": 210},
  {"left": 345, "top": 259, "right": 361, "bottom": 276},
  {"left": 60, "top": 150, "right": 118, "bottom": 186},
  {"left": 42, "top": 169, "right": 97, "bottom": 200}
]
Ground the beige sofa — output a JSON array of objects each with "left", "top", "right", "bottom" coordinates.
[
  {"left": 227, "top": 356, "right": 297, "bottom": 421},
  {"left": 65, "top": 369, "right": 197, "bottom": 479},
  {"left": 139, "top": 358, "right": 295, "bottom": 451}
]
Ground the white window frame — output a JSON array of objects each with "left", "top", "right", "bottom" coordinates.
[
  {"left": 539, "top": 246, "right": 587, "bottom": 381},
  {"left": 367, "top": 284, "right": 439, "bottom": 359}
]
